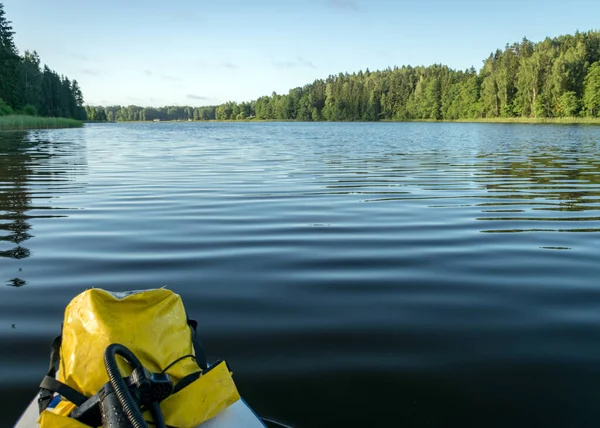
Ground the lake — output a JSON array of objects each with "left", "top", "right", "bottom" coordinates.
[{"left": 2, "top": 122, "right": 600, "bottom": 427}]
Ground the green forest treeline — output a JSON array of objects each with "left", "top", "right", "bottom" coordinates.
[
  {"left": 0, "top": 3, "right": 86, "bottom": 120},
  {"left": 88, "top": 30, "right": 600, "bottom": 123}
]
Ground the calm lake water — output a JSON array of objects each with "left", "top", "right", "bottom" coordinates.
[{"left": 2, "top": 122, "right": 600, "bottom": 427}]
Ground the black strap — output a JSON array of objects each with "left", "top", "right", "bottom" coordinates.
[
  {"left": 172, "top": 371, "right": 201, "bottom": 394},
  {"left": 40, "top": 376, "right": 88, "bottom": 406},
  {"left": 47, "top": 334, "right": 61, "bottom": 377},
  {"left": 159, "top": 319, "right": 207, "bottom": 395},
  {"left": 188, "top": 319, "right": 208, "bottom": 370},
  {"left": 38, "top": 333, "right": 89, "bottom": 413},
  {"left": 38, "top": 334, "right": 62, "bottom": 413},
  {"left": 172, "top": 360, "right": 224, "bottom": 394}
]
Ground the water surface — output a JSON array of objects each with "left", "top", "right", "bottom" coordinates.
[{"left": 2, "top": 122, "right": 600, "bottom": 427}]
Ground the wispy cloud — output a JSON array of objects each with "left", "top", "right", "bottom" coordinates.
[
  {"left": 71, "top": 53, "right": 89, "bottom": 61},
  {"left": 144, "top": 70, "right": 153, "bottom": 77},
  {"left": 192, "top": 60, "right": 238, "bottom": 70},
  {"left": 220, "top": 62, "right": 238, "bottom": 70},
  {"left": 273, "top": 60, "right": 296, "bottom": 68},
  {"left": 328, "top": 0, "right": 358, "bottom": 10},
  {"left": 298, "top": 57, "right": 316, "bottom": 68},
  {"left": 273, "top": 57, "right": 316, "bottom": 69},
  {"left": 80, "top": 68, "right": 100, "bottom": 76},
  {"left": 186, "top": 94, "right": 211, "bottom": 101}
]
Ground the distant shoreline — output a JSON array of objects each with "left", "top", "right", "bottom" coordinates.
[{"left": 97, "top": 117, "right": 600, "bottom": 126}]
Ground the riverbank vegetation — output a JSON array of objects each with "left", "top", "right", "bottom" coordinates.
[
  {"left": 89, "top": 30, "right": 600, "bottom": 124},
  {"left": 0, "top": 115, "right": 83, "bottom": 131},
  {"left": 453, "top": 117, "right": 600, "bottom": 125},
  {"left": 0, "top": 3, "right": 86, "bottom": 130}
]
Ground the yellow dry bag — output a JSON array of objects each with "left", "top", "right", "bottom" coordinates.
[{"left": 37, "top": 288, "right": 240, "bottom": 428}]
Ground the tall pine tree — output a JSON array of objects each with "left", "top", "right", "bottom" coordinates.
[{"left": 0, "top": 3, "right": 22, "bottom": 110}]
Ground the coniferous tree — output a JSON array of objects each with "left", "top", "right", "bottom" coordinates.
[
  {"left": 0, "top": 3, "right": 22, "bottom": 109},
  {"left": 0, "top": 3, "right": 87, "bottom": 119}
]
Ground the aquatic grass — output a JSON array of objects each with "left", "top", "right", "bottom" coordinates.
[
  {"left": 0, "top": 115, "right": 83, "bottom": 131},
  {"left": 451, "top": 117, "right": 600, "bottom": 125},
  {"left": 212, "top": 117, "right": 600, "bottom": 125}
]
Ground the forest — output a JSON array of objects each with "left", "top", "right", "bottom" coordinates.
[
  {"left": 86, "top": 105, "right": 217, "bottom": 122},
  {"left": 0, "top": 3, "right": 86, "bottom": 120},
  {"left": 88, "top": 30, "right": 600, "bottom": 123}
]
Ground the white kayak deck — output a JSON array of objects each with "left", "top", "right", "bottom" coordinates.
[{"left": 14, "top": 397, "right": 267, "bottom": 428}]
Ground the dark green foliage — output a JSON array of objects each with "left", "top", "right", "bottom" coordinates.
[
  {"left": 19, "top": 104, "right": 37, "bottom": 116},
  {"left": 0, "top": 97, "right": 13, "bottom": 115},
  {"left": 0, "top": 3, "right": 86, "bottom": 120},
  {"left": 21, "top": 51, "right": 41, "bottom": 107},
  {"left": 0, "top": 3, "right": 22, "bottom": 109}
]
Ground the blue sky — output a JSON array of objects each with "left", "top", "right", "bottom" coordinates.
[{"left": 4, "top": 0, "right": 600, "bottom": 107}]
